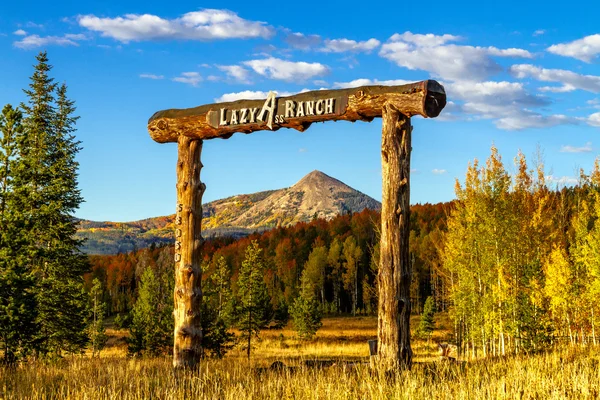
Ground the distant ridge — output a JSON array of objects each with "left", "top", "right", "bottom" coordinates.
[{"left": 77, "top": 170, "right": 381, "bottom": 254}]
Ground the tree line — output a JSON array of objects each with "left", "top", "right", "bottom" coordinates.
[
  {"left": 86, "top": 203, "right": 449, "bottom": 356},
  {"left": 89, "top": 146, "right": 600, "bottom": 360}
]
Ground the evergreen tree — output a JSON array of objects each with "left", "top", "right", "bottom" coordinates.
[
  {"left": 237, "top": 240, "right": 270, "bottom": 360},
  {"left": 0, "top": 104, "right": 21, "bottom": 225},
  {"left": 87, "top": 278, "right": 107, "bottom": 357},
  {"left": 128, "top": 267, "right": 173, "bottom": 356},
  {"left": 18, "top": 52, "right": 89, "bottom": 356},
  {"left": 200, "top": 256, "right": 235, "bottom": 359},
  {"left": 418, "top": 296, "right": 435, "bottom": 341},
  {"left": 212, "top": 255, "right": 234, "bottom": 321},
  {"left": 0, "top": 104, "right": 37, "bottom": 362},
  {"left": 290, "top": 268, "right": 322, "bottom": 340}
]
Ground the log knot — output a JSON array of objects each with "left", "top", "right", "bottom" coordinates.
[{"left": 157, "top": 120, "right": 168, "bottom": 130}]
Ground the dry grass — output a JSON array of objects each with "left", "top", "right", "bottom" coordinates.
[{"left": 1, "top": 315, "right": 599, "bottom": 399}]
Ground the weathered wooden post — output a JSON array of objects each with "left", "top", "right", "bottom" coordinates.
[
  {"left": 147, "top": 80, "right": 445, "bottom": 369},
  {"left": 378, "top": 105, "right": 413, "bottom": 370},
  {"left": 173, "top": 136, "right": 204, "bottom": 369}
]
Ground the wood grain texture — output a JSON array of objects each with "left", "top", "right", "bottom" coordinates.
[
  {"left": 377, "top": 104, "right": 413, "bottom": 371},
  {"left": 148, "top": 80, "right": 445, "bottom": 143},
  {"left": 173, "top": 136, "right": 204, "bottom": 369}
]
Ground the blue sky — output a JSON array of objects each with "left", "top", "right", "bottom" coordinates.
[{"left": 1, "top": 0, "right": 599, "bottom": 221}]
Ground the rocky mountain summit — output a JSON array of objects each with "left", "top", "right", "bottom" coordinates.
[{"left": 77, "top": 170, "right": 381, "bottom": 254}]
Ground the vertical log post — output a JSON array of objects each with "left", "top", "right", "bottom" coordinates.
[
  {"left": 173, "top": 136, "right": 205, "bottom": 369},
  {"left": 377, "top": 103, "right": 413, "bottom": 370}
]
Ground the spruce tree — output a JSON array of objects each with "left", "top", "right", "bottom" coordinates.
[
  {"left": 87, "top": 278, "right": 107, "bottom": 357},
  {"left": 199, "top": 255, "right": 235, "bottom": 359},
  {"left": 0, "top": 104, "right": 21, "bottom": 224},
  {"left": 418, "top": 296, "right": 435, "bottom": 341},
  {"left": 237, "top": 240, "right": 270, "bottom": 360},
  {"left": 128, "top": 267, "right": 173, "bottom": 356},
  {"left": 290, "top": 269, "right": 322, "bottom": 340},
  {"left": 0, "top": 104, "right": 37, "bottom": 362},
  {"left": 19, "top": 52, "right": 89, "bottom": 356}
]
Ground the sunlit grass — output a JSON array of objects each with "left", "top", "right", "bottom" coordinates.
[{"left": 2, "top": 315, "right": 599, "bottom": 399}]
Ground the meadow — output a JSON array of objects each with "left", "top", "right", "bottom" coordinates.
[{"left": 2, "top": 316, "right": 599, "bottom": 399}]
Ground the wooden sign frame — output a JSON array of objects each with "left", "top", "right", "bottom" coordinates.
[{"left": 148, "top": 80, "right": 447, "bottom": 370}]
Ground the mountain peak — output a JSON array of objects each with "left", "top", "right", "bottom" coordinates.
[
  {"left": 293, "top": 170, "right": 348, "bottom": 190},
  {"left": 78, "top": 170, "right": 381, "bottom": 254}
]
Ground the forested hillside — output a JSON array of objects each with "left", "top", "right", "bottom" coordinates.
[
  {"left": 86, "top": 146, "right": 600, "bottom": 358},
  {"left": 86, "top": 203, "right": 449, "bottom": 319}
]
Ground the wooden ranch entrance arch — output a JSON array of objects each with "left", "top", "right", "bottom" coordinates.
[{"left": 147, "top": 80, "right": 446, "bottom": 370}]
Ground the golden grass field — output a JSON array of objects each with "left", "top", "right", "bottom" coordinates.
[{"left": 2, "top": 315, "right": 599, "bottom": 399}]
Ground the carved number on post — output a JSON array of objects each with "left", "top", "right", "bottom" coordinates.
[{"left": 175, "top": 203, "right": 183, "bottom": 262}]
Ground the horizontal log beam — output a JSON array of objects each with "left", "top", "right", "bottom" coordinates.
[{"left": 148, "top": 80, "right": 446, "bottom": 143}]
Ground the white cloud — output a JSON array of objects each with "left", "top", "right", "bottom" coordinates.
[
  {"left": 298, "top": 148, "right": 307, "bottom": 153},
  {"left": 444, "top": 80, "right": 576, "bottom": 131},
  {"left": 560, "top": 142, "right": 592, "bottom": 153},
  {"left": 448, "top": 81, "right": 547, "bottom": 106},
  {"left": 333, "top": 78, "right": 413, "bottom": 89},
  {"left": 14, "top": 33, "right": 87, "bottom": 49},
  {"left": 215, "top": 89, "right": 294, "bottom": 103},
  {"left": 447, "top": 80, "right": 550, "bottom": 124},
  {"left": 547, "top": 34, "right": 600, "bottom": 62},
  {"left": 25, "top": 21, "right": 44, "bottom": 29},
  {"left": 486, "top": 47, "right": 533, "bottom": 58},
  {"left": 78, "top": 9, "right": 273, "bottom": 42},
  {"left": 13, "top": 29, "right": 27, "bottom": 36},
  {"left": 539, "top": 85, "right": 576, "bottom": 93},
  {"left": 243, "top": 57, "right": 329, "bottom": 82},
  {"left": 533, "top": 29, "right": 546, "bottom": 37},
  {"left": 285, "top": 32, "right": 321, "bottom": 50},
  {"left": 389, "top": 32, "right": 461, "bottom": 47},
  {"left": 589, "top": 112, "right": 600, "bottom": 127},
  {"left": 140, "top": 74, "right": 164, "bottom": 80},
  {"left": 432, "top": 169, "right": 447, "bottom": 175},
  {"left": 546, "top": 175, "right": 579, "bottom": 186},
  {"left": 321, "top": 38, "right": 380, "bottom": 53},
  {"left": 495, "top": 114, "right": 575, "bottom": 130},
  {"left": 172, "top": 72, "right": 202, "bottom": 86},
  {"left": 510, "top": 64, "right": 600, "bottom": 93},
  {"left": 379, "top": 31, "right": 533, "bottom": 82},
  {"left": 217, "top": 65, "right": 251, "bottom": 84}
]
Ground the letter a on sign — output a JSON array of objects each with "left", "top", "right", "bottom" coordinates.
[{"left": 257, "top": 91, "right": 277, "bottom": 130}]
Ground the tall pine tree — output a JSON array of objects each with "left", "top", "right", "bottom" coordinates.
[
  {"left": 0, "top": 104, "right": 37, "bottom": 363},
  {"left": 237, "top": 240, "right": 270, "bottom": 360},
  {"left": 18, "top": 52, "right": 89, "bottom": 356},
  {"left": 128, "top": 267, "right": 173, "bottom": 356}
]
